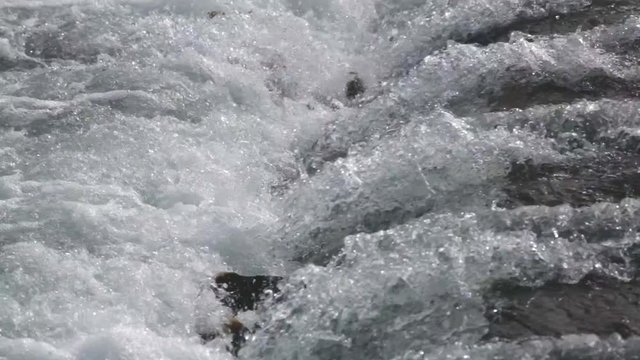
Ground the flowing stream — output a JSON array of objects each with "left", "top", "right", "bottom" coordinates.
[{"left": 1, "top": 0, "right": 640, "bottom": 359}]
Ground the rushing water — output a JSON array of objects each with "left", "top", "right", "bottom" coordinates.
[{"left": 1, "top": 0, "right": 640, "bottom": 359}]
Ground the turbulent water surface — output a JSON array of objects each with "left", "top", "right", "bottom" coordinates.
[{"left": 1, "top": 0, "right": 640, "bottom": 359}]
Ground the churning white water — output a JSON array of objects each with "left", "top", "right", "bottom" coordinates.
[{"left": 1, "top": 0, "right": 640, "bottom": 359}]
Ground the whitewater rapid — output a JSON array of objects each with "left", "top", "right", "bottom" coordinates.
[{"left": 1, "top": 0, "right": 640, "bottom": 359}]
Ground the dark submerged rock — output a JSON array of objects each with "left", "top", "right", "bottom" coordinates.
[
  {"left": 484, "top": 273, "right": 640, "bottom": 340},
  {"left": 199, "top": 317, "right": 251, "bottom": 356},
  {"left": 501, "top": 153, "right": 640, "bottom": 208},
  {"left": 211, "top": 272, "right": 283, "bottom": 314},
  {"left": 198, "top": 272, "right": 283, "bottom": 355},
  {"left": 345, "top": 74, "right": 365, "bottom": 100}
]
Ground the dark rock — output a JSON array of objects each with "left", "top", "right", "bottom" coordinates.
[
  {"left": 484, "top": 273, "right": 640, "bottom": 340},
  {"left": 199, "top": 317, "right": 251, "bottom": 356},
  {"left": 346, "top": 75, "right": 365, "bottom": 100},
  {"left": 198, "top": 272, "right": 284, "bottom": 355},
  {"left": 208, "top": 10, "right": 226, "bottom": 18},
  {"left": 501, "top": 153, "right": 640, "bottom": 208},
  {"left": 225, "top": 318, "right": 251, "bottom": 356},
  {"left": 210, "top": 272, "right": 283, "bottom": 314}
]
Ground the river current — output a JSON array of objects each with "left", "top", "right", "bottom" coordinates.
[{"left": 1, "top": 0, "right": 640, "bottom": 359}]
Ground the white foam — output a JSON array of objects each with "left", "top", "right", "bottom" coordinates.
[
  {"left": 2, "top": 0, "right": 639, "bottom": 358},
  {"left": 0, "top": 0, "right": 369, "bottom": 356}
]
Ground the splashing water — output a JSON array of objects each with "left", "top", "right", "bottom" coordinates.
[{"left": 2, "top": 0, "right": 640, "bottom": 359}]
